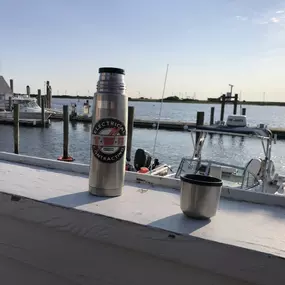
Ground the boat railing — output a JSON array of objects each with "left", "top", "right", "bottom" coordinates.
[
  {"left": 192, "top": 128, "right": 272, "bottom": 140},
  {"left": 175, "top": 157, "right": 245, "bottom": 178}
]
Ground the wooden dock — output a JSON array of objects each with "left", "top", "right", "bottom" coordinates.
[{"left": 48, "top": 114, "right": 285, "bottom": 139}]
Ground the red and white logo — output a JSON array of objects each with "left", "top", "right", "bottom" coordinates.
[{"left": 92, "top": 118, "right": 126, "bottom": 163}]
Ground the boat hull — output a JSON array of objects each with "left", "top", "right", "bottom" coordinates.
[{"left": 0, "top": 111, "right": 50, "bottom": 121}]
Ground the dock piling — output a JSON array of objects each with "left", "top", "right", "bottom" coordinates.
[
  {"left": 196, "top": 111, "right": 204, "bottom": 144},
  {"left": 46, "top": 81, "right": 52, "bottom": 109},
  {"left": 220, "top": 94, "right": 226, "bottom": 122},
  {"left": 242, "top": 108, "right": 246, "bottom": 116},
  {"left": 63, "top": 105, "right": 69, "bottom": 159},
  {"left": 26, "top": 85, "right": 30, "bottom": 97},
  {"left": 58, "top": 105, "right": 74, "bottom": 162},
  {"left": 233, "top": 94, "right": 238, "bottom": 115},
  {"left": 127, "top": 106, "right": 135, "bottom": 162},
  {"left": 37, "top": 89, "right": 41, "bottom": 106},
  {"left": 8, "top": 97, "right": 12, "bottom": 111},
  {"left": 210, "top": 107, "right": 215, "bottom": 125},
  {"left": 9, "top": 79, "right": 14, "bottom": 94},
  {"left": 13, "top": 104, "right": 19, "bottom": 154},
  {"left": 41, "top": 96, "right": 45, "bottom": 127},
  {"left": 48, "top": 85, "right": 52, "bottom": 108},
  {"left": 45, "top": 81, "right": 49, "bottom": 108}
]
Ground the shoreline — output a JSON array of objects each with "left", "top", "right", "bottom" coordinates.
[{"left": 26, "top": 94, "right": 285, "bottom": 107}]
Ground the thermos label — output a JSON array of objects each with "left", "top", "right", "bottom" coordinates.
[{"left": 92, "top": 118, "right": 126, "bottom": 163}]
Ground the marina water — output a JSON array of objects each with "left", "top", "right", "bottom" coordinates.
[{"left": 1, "top": 98, "right": 285, "bottom": 174}]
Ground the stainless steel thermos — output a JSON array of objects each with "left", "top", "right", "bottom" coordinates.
[{"left": 89, "top": 67, "right": 128, "bottom": 197}]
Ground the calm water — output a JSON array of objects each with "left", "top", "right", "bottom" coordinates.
[
  {"left": 1, "top": 99, "right": 285, "bottom": 174},
  {"left": 53, "top": 98, "right": 285, "bottom": 128}
]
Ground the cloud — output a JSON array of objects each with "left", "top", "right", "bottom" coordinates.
[
  {"left": 271, "top": 17, "right": 280, "bottom": 23},
  {"left": 276, "top": 10, "right": 284, "bottom": 14},
  {"left": 257, "top": 17, "right": 281, "bottom": 25},
  {"left": 235, "top": 15, "right": 247, "bottom": 21}
]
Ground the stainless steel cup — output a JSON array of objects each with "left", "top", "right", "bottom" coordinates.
[
  {"left": 180, "top": 174, "right": 222, "bottom": 219},
  {"left": 89, "top": 67, "right": 128, "bottom": 197}
]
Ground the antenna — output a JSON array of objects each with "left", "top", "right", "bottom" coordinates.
[{"left": 150, "top": 64, "right": 169, "bottom": 174}]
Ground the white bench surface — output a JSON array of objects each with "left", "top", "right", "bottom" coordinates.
[{"left": 0, "top": 160, "right": 284, "bottom": 259}]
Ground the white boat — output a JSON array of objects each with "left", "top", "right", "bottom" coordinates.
[
  {"left": 0, "top": 95, "right": 52, "bottom": 124},
  {"left": 200, "top": 114, "right": 270, "bottom": 136},
  {"left": 166, "top": 129, "right": 285, "bottom": 195},
  {"left": 0, "top": 76, "right": 51, "bottom": 125}
]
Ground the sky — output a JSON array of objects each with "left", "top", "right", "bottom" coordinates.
[{"left": 0, "top": 0, "right": 285, "bottom": 101}]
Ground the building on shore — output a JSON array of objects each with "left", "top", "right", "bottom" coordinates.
[{"left": 0, "top": 76, "right": 13, "bottom": 111}]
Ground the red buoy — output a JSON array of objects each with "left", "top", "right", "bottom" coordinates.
[{"left": 138, "top": 167, "right": 149, "bottom": 174}]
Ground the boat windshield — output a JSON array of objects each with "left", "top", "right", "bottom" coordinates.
[{"left": 16, "top": 100, "right": 39, "bottom": 108}]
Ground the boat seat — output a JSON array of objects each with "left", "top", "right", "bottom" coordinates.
[
  {"left": 209, "top": 165, "right": 222, "bottom": 179},
  {"left": 241, "top": 158, "right": 262, "bottom": 189}
]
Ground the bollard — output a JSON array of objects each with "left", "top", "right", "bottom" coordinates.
[
  {"left": 210, "top": 107, "right": 215, "bottom": 125},
  {"left": 126, "top": 106, "right": 134, "bottom": 162},
  {"left": 233, "top": 93, "right": 238, "bottom": 114},
  {"left": 220, "top": 94, "right": 226, "bottom": 122},
  {"left": 37, "top": 89, "right": 41, "bottom": 106},
  {"left": 242, "top": 108, "right": 246, "bottom": 115},
  {"left": 41, "top": 96, "right": 45, "bottom": 127},
  {"left": 196, "top": 111, "right": 204, "bottom": 144},
  {"left": 89, "top": 67, "right": 127, "bottom": 197},
  {"left": 57, "top": 105, "right": 74, "bottom": 162},
  {"left": 13, "top": 104, "right": 19, "bottom": 154}
]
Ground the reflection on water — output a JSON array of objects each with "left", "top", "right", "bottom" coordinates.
[{"left": 83, "top": 123, "right": 91, "bottom": 133}]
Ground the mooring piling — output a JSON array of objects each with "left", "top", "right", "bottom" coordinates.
[
  {"left": 9, "top": 79, "right": 14, "bottom": 94},
  {"left": 196, "top": 111, "right": 205, "bottom": 144},
  {"left": 46, "top": 81, "right": 52, "bottom": 109},
  {"left": 41, "top": 96, "right": 45, "bottom": 127},
  {"left": 37, "top": 89, "right": 41, "bottom": 106},
  {"left": 26, "top": 85, "right": 31, "bottom": 97},
  {"left": 48, "top": 85, "right": 52, "bottom": 108},
  {"left": 126, "top": 106, "right": 135, "bottom": 162},
  {"left": 63, "top": 105, "right": 69, "bottom": 158},
  {"left": 13, "top": 104, "right": 19, "bottom": 154},
  {"left": 57, "top": 105, "right": 74, "bottom": 162},
  {"left": 220, "top": 94, "right": 226, "bottom": 122},
  {"left": 242, "top": 108, "right": 246, "bottom": 116},
  {"left": 233, "top": 94, "right": 238, "bottom": 115},
  {"left": 8, "top": 97, "right": 12, "bottom": 111},
  {"left": 46, "top": 81, "right": 49, "bottom": 108},
  {"left": 210, "top": 107, "right": 215, "bottom": 125}
]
